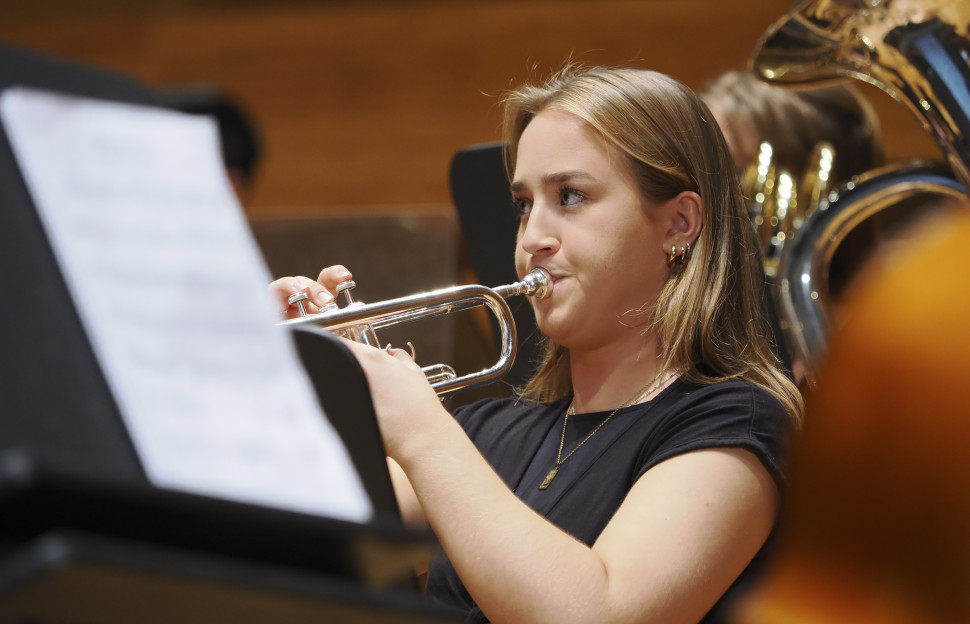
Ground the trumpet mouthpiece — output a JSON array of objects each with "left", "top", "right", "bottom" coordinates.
[{"left": 523, "top": 267, "right": 552, "bottom": 299}]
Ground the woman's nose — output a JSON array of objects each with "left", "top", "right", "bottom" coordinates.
[{"left": 517, "top": 204, "right": 559, "bottom": 256}]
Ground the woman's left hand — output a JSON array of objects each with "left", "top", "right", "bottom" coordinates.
[{"left": 340, "top": 339, "right": 447, "bottom": 459}]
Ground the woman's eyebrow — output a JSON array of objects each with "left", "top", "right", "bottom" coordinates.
[{"left": 510, "top": 170, "right": 596, "bottom": 192}]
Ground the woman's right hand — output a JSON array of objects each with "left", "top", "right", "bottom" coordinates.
[{"left": 269, "top": 265, "right": 355, "bottom": 320}]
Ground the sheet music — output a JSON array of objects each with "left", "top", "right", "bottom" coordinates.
[{"left": 0, "top": 87, "right": 373, "bottom": 522}]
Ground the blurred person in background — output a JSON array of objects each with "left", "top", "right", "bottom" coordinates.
[{"left": 156, "top": 86, "right": 262, "bottom": 208}]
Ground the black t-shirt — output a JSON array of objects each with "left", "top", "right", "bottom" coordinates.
[{"left": 425, "top": 377, "right": 794, "bottom": 623}]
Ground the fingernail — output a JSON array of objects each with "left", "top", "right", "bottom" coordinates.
[{"left": 317, "top": 291, "right": 334, "bottom": 305}]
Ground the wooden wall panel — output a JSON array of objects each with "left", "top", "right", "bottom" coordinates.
[{"left": 0, "top": 0, "right": 941, "bottom": 217}]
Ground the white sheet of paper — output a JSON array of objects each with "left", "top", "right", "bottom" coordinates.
[{"left": 0, "top": 87, "right": 372, "bottom": 522}]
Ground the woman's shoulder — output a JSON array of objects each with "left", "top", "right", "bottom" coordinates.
[
  {"left": 664, "top": 376, "right": 789, "bottom": 427},
  {"left": 644, "top": 376, "right": 795, "bottom": 484}
]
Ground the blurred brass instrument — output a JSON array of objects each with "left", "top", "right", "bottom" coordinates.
[
  {"left": 751, "top": 0, "right": 970, "bottom": 384},
  {"left": 281, "top": 267, "right": 552, "bottom": 397},
  {"left": 744, "top": 140, "right": 835, "bottom": 278},
  {"left": 774, "top": 161, "right": 965, "bottom": 382}
]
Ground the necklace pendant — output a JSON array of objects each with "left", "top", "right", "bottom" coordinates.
[{"left": 539, "top": 466, "right": 559, "bottom": 490}]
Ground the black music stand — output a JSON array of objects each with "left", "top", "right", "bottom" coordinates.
[
  {"left": 449, "top": 142, "right": 543, "bottom": 393},
  {"left": 0, "top": 43, "right": 460, "bottom": 623}
]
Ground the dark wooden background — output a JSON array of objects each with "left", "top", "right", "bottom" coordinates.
[
  {"left": 0, "top": 0, "right": 941, "bottom": 218},
  {"left": 0, "top": 0, "right": 951, "bottom": 403}
]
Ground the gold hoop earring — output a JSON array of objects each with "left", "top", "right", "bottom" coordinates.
[{"left": 669, "top": 241, "right": 691, "bottom": 266}]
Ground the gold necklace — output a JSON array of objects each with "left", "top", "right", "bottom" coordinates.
[{"left": 538, "top": 369, "right": 673, "bottom": 491}]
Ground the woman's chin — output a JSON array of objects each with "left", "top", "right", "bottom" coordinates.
[{"left": 533, "top": 313, "right": 574, "bottom": 346}]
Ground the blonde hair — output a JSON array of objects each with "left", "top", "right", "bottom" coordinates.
[{"left": 502, "top": 65, "right": 803, "bottom": 425}]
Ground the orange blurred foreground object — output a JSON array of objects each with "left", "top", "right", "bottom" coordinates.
[{"left": 733, "top": 204, "right": 970, "bottom": 624}]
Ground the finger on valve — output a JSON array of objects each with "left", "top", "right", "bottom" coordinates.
[
  {"left": 270, "top": 275, "right": 334, "bottom": 319},
  {"left": 316, "top": 265, "right": 354, "bottom": 290}
]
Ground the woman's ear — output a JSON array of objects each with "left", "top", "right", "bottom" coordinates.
[{"left": 661, "top": 190, "right": 703, "bottom": 252}]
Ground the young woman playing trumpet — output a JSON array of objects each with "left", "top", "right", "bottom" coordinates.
[{"left": 270, "top": 65, "right": 802, "bottom": 624}]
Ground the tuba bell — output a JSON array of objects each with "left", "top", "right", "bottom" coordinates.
[{"left": 752, "top": 0, "right": 970, "bottom": 384}]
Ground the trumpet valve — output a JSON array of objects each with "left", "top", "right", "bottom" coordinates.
[
  {"left": 288, "top": 291, "right": 309, "bottom": 317},
  {"left": 336, "top": 279, "right": 359, "bottom": 305},
  {"left": 328, "top": 279, "right": 380, "bottom": 346}
]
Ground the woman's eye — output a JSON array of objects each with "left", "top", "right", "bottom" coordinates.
[
  {"left": 560, "top": 187, "right": 584, "bottom": 206},
  {"left": 512, "top": 196, "right": 532, "bottom": 217}
]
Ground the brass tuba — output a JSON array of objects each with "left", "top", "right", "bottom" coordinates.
[
  {"left": 744, "top": 140, "right": 836, "bottom": 279},
  {"left": 752, "top": 0, "right": 970, "bottom": 384}
]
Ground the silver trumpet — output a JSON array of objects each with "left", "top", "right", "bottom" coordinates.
[{"left": 280, "top": 267, "right": 552, "bottom": 396}]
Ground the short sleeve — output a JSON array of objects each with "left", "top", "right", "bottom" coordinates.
[{"left": 633, "top": 380, "right": 794, "bottom": 491}]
